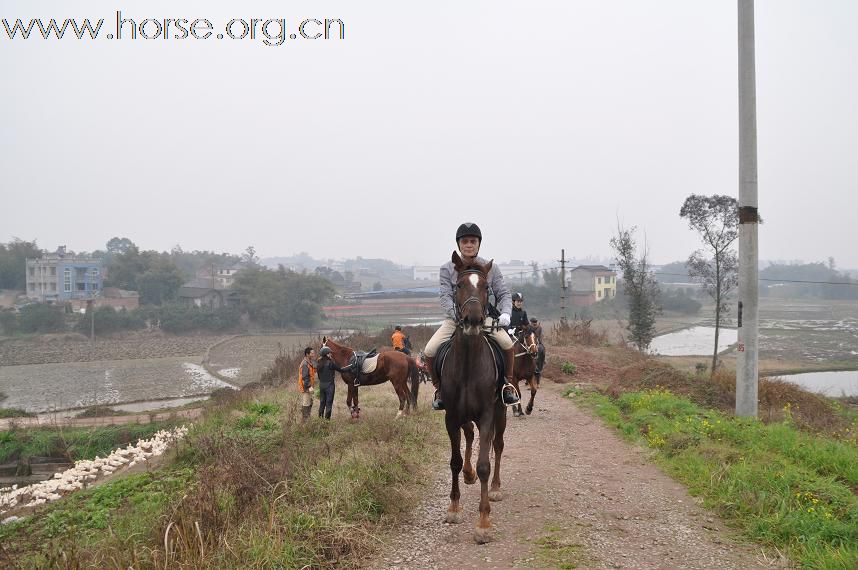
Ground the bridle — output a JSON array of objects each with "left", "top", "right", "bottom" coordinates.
[
  {"left": 454, "top": 268, "right": 488, "bottom": 327},
  {"left": 322, "top": 338, "right": 358, "bottom": 373},
  {"left": 514, "top": 329, "right": 538, "bottom": 358}
]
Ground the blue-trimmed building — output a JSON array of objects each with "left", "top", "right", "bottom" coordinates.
[{"left": 26, "top": 250, "right": 103, "bottom": 303}]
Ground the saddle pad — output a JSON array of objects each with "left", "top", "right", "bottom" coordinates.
[{"left": 362, "top": 354, "right": 379, "bottom": 374}]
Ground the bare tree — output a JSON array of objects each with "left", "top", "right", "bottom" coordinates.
[
  {"left": 610, "top": 224, "right": 660, "bottom": 352},
  {"left": 679, "top": 194, "right": 739, "bottom": 374}
]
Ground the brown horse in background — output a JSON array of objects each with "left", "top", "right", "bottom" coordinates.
[
  {"left": 440, "top": 252, "right": 508, "bottom": 544},
  {"left": 321, "top": 337, "right": 420, "bottom": 419},
  {"left": 511, "top": 329, "right": 540, "bottom": 417}
]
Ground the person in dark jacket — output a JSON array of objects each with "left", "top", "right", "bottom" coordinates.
[
  {"left": 508, "top": 292, "right": 529, "bottom": 333},
  {"left": 316, "top": 346, "right": 339, "bottom": 419}
]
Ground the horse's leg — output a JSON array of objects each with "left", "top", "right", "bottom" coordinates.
[
  {"left": 525, "top": 378, "right": 537, "bottom": 415},
  {"left": 474, "top": 416, "right": 494, "bottom": 544},
  {"left": 512, "top": 379, "right": 523, "bottom": 417},
  {"left": 462, "top": 421, "right": 477, "bottom": 485},
  {"left": 444, "top": 416, "right": 464, "bottom": 524},
  {"left": 394, "top": 379, "right": 408, "bottom": 418},
  {"left": 489, "top": 402, "right": 507, "bottom": 502}
]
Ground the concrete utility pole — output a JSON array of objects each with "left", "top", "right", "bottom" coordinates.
[
  {"left": 558, "top": 249, "right": 568, "bottom": 326},
  {"left": 736, "top": 0, "right": 760, "bottom": 417}
]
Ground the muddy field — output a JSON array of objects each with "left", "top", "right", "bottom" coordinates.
[
  {"left": 207, "top": 333, "right": 321, "bottom": 386},
  {"left": 0, "top": 331, "right": 228, "bottom": 366},
  {"left": 0, "top": 357, "right": 235, "bottom": 413}
]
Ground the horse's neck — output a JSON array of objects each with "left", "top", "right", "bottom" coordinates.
[
  {"left": 453, "top": 331, "right": 487, "bottom": 359},
  {"left": 330, "top": 344, "right": 351, "bottom": 367}
]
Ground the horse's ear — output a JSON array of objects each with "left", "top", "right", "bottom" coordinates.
[
  {"left": 452, "top": 251, "right": 463, "bottom": 270},
  {"left": 484, "top": 259, "right": 494, "bottom": 273},
  {"left": 322, "top": 336, "right": 327, "bottom": 344}
]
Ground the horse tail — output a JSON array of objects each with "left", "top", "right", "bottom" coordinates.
[{"left": 408, "top": 357, "right": 420, "bottom": 408}]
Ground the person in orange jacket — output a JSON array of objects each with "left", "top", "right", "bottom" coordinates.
[
  {"left": 298, "top": 347, "right": 317, "bottom": 422},
  {"left": 391, "top": 325, "right": 411, "bottom": 355}
]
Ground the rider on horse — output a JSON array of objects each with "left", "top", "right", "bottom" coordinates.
[
  {"left": 423, "top": 222, "right": 521, "bottom": 410},
  {"left": 508, "top": 292, "right": 529, "bottom": 333}
]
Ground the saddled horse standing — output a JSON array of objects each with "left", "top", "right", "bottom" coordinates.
[
  {"left": 510, "top": 328, "right": 540, "bottom": 417},
  {"left": 321, "top": 337, "right": 420, "bottom": 418},
  {"left": 439, "top": 252, "right": 508, "bottom": 544}
]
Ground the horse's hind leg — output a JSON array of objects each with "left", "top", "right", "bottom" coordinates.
[
  {"left": 489, "top": 403, "right": 506, "bottom": 502},
  {"left": 445, "top": 416, "right": 464, "bottom": 524},
  {"left": 474, "top": 416, "right": 495, "bottom": 543},
  {"left": 462, "top": 422, "right": 477, "bottom": 485},
  {"left": 394, "top": 381, "right": 408, "bottom": 418}
]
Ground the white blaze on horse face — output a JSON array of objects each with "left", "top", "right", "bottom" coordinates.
[{"left": 468, "top": 273, "right": 479, "bottom": 289}]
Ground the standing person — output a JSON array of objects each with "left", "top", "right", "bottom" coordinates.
[
  {"left": 316, "top": 346, "right": 338, "bottom": 419},
  {"left": 391, "top": 325, "right": 410, "bottom": 354},
  {"left": 298, "top": 347, "right": 316, "bottom": 422},
  {"left": 508, "top": 292, "right": 529, "bottom": 333},
  {"left": 423, "top": 222, "right": 520, "bottom": 410}
]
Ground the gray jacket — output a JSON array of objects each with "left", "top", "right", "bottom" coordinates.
[{"left": 439, "top": 256, "right": 512, "bottom": 320}]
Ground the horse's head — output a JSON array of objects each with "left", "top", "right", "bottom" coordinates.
[
  {"left": 524, "top": 330, "right": 538, "bottom": 355},
  {"left": 452, "top": 251, "right": 493, "bottom": 336},
  {"left": 321, "top": 336, "right": 353, "bottom": 368}
]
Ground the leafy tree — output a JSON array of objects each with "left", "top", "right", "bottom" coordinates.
[
  {"left": 0, "top": 238, "right": 42, "bottom": 290},
  {"left": 235, "top": 265, "right": 335, "bottom": 328},
  {"left": 105, "top": 248, "right": 183, "bottom": 305},
  {"left": 241, "top": 245, "right": 260, "bottom": 267},
  {"left": 680, "top": 194, "right": 738, "bottom": 374},
  {"left": 106, "top": 237, "right": 136, "bottom": 256},
  {"left": 610, "top": 225, "right": 660, "bottom": 352},
  {"left": 137, "top": 257, "right": 184, "bottom": 305}
]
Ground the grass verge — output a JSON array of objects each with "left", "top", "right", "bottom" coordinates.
[
  {"left": 567, "top": 386, "right": 858, "bottom": 569},
  {"left": 0, "top": 421, "right": 182, "bottom": 464},
  {"left": 1, "top": 386, "right": 442, "bottom": 568}
]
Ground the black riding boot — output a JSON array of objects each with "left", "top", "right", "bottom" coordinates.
[
  {"left": 425, "top": 355, "right": 444, "bottom": 410},
  {"left": 501, "top": 347, "right": 520, "bottom": 406}
]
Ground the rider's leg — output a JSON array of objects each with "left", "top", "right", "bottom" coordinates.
[
  {"left": 487, "top": 324, "right": 520, "bottom": 405},
  {"left": 424, "top": 319, "right": 457, "bottom": 410}
]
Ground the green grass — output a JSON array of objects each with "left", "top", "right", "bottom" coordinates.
[
  {"left": 567, "top": 386, "right": 858, "bottom": 569},
  {"left": 2, "top": 388, "right": 443, "bottom": 568},
  {"left": 0, "top": 421, "right": 182, "bottom": 463},
  {"left": 0, "top": 407, "right": 35, "bottom": 418},
  {"left": 531, "top": 522, "right": 585, "bottom": 569}
]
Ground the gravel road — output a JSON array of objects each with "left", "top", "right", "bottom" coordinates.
[{"left": 372, "top": 384, "right": 785, "bottom": 569}]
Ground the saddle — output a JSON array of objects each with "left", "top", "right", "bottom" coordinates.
[
  {"left": 434, "top": 335, "right": 505, "bottom": 386},
  {"left": 348, "top": 349, "right": 378, "bottom": 385}
]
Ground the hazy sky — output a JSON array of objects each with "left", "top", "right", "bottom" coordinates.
[{"left": 2, "top": 1, "right": 856, "bottom": 268}]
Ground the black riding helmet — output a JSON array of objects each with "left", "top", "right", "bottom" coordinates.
[
  {"left": 319, "top": 346, "right": 332, "bottom": 358},
  {"left": 512, "top": 292, "right": 523, "bottom": 302},
  {"left": 455, "top": 222, "right": 482, "bottom": 244}
]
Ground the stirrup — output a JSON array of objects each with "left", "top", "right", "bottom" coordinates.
[
  {"left": 432, "top": 389, "right": 445, "bottom": 411},
  {"left": 501, "top": 382, "right": 520, "bottom": 406}
]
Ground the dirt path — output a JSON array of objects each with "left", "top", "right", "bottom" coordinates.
[{"left": 373, "top": 384, "right": 783, "bottom": 569}]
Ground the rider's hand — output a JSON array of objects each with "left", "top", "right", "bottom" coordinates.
[{"left": 498, "top": 313, "right": 510, "bottom": 327}]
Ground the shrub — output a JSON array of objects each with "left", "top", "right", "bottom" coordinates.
[
  {"left": 18, "top": 303, "right": 66, "bottom": 334},
  {"left": 560, "top": 361, "right": 577, "bottom": 375}
]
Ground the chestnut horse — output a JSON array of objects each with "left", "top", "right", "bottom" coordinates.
[
  {"left": 321, "top": 337, "right": 420, "bottom": 418},
  {"left": 510, "top": 329, "right": 540, "bottom": 417},
  {"left": 441, "top": 252, "right": 507, "bottom": 544}
]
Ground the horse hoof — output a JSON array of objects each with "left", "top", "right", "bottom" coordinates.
[
  {"left": 525, "top": 406, "right": 533, "bottom": 415},
  {"left": 444, "top": 511, "right": 463, "bottom": 524},
  {"left": 463, "top": 471, "right": 477, "bottom": 485},
  {"left": 396, "top": 411, "right": 404, "bottom": 419},
  {"left": 488, "top": 490, "right": 503, "bottom": 502},
  {"left": 473, "top": 527, "right": 493, "bottom": 544}
]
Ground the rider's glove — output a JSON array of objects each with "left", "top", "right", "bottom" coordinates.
[{"left": 498, "top": 313, "right": 510, "bottom": 327}]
